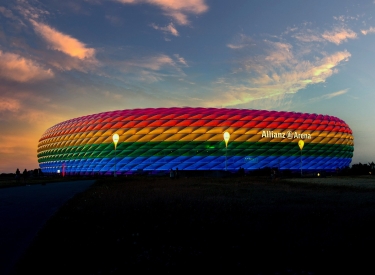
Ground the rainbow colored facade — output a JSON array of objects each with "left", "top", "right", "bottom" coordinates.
[{"left": 37, "top": 108, "right": 354, "bottom": 174}]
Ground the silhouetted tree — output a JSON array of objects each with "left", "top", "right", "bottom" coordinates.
[{"left": 351, "top": 163, "right": 370, "bottom": 175}]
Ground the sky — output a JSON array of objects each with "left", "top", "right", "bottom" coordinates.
[{"left": 1, "top": 0, "right": 375, "bottom": 173}]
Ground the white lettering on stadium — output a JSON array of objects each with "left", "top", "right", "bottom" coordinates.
[{"left": 261, "top": 130, "right": 311, "bottom": 140}]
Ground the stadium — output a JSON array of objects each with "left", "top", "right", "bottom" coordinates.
[{"left": 37, "top": 107, "right": 354, "bottom": 175}]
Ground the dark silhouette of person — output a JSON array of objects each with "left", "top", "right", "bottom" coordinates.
[
  {"left": 16, "top": 168, "right": 21, "bottom": 182},
  {"left": 23, "top": 169, "right": 28, "bottom": 182}
]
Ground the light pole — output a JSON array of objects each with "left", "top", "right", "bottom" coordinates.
[
  {"left": 223, "top": 131, "right": 230, "bottom": 171},
  {"left": 298, "top": 140, "right": 304, "bottom": 176},
  {"left": 113, "top": 133, "right": 119, "bottom": 177}
]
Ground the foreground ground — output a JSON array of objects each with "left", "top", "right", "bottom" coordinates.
[
  {"left": 0, "top": 175, "right": 90, "bottom": 189},
  {"left": 11, "top": 175, "right": 375, "bottom": 274}
]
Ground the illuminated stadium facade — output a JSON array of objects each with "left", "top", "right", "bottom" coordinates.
[{"left": 37, "top": 107, "right": 354, "bottom": 175}]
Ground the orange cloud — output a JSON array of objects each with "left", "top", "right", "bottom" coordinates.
[
  {"left": 0, "top": 97, "right": 21, "bottom": 113},
  {"left": 264, "top": 42, "right": 293, "bottom": 65},
  {"left": 31, "top": 20, "right": 96, "bottom": 60},
  {"left": 0, "top": 50, "right": 54, "bottom": 82},
  {"left": 361, "top": 27, "right": 375, "bottom": 35},
  {"left": 116, "top": 0, "right": 208, "bottom": 25},
  {"left": 322, "top": 27, "right": 357, "bottom": 45},
  {"left": 292, "top": 27, "right": 357, "bottom": 45}
]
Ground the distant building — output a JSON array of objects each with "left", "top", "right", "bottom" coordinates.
[{"left": 37, "top": 107, "right": 354, "bottom": 175}]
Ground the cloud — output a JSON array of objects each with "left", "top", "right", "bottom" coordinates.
[
  {"left": 264, "top": 42, "right": 294, "bottom": 66},
  {"left": 333, "top": 15, "right": 360, "bottom": 22},
  {"left": 219, "top": 27, "right": 357, "bottom": 106},
  {"left": 0, "top": 50, "right": 54, "bottom": 82},
  {"left": 115, "top": 53, "right": 180, "bottom": 72},
  {"left": 209, "top": 38, "right": 351, "bottom": 107},
  {"left": 0, "top": 5, "right": 29, "bottom": 33},
  {"left": 174, "top": 54, "right": 188, "bottom": 66},
  {"left": 151, "top": 22, "right": 179, "bottom": 36},
  {"left": 139, "top": 54, "right": 175, "bottom": 70},
  {"left": 309, "top": 89, "right": 349, "bottom": 103},
  {"left": 15, "top": 1, "right": 50, "bottom": 20},
  {"left": 252, "top": 49, "right": 351, "bottom": 93},
  {"left": 321, "top": 89, "right": 349, "bottom": 98},
  {"left": 0, "top": 97, "right": 21, "bottom": 113},
  {"left": 105, "top": 14, "right": 123, "bottom": 26},
  {"left": 361, "top": 27, "right": 375, "bottom": 35},
  {"left": 30, "top": 20, "right": 96, "bottom": 60},
  {"left": 293, "top": 31, "right": 324, "bottom": 43},
  {"left": 116, "top": 0, "right": 208, "bottom": 25},
  {"left": 227, "top": 44, "right": 246, "bottom": 49},
  {"left": 292, "top": 26, "right": 357, "bottom": 45},
  {"left": 107, "top": 53, "right": 185, "bottom": 82},
  {"left": 38, "top": 50, "right": 98, "bottom": 72},
  {"left": 226, "top": 34, "right": 256, "bottom": 50},
  {"left": 0, "top": 6, "right": 17, "bottom": 19},
  {"left": 322, "top": 27, "right": 357, "bottom": 44}
]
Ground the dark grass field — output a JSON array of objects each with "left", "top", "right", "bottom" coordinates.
[
  {"left": 0, "top": 175, "right": 90, "bottom": 189},
  {"left": 10, "top": 176, "right": 375, "bottom": 274}
]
